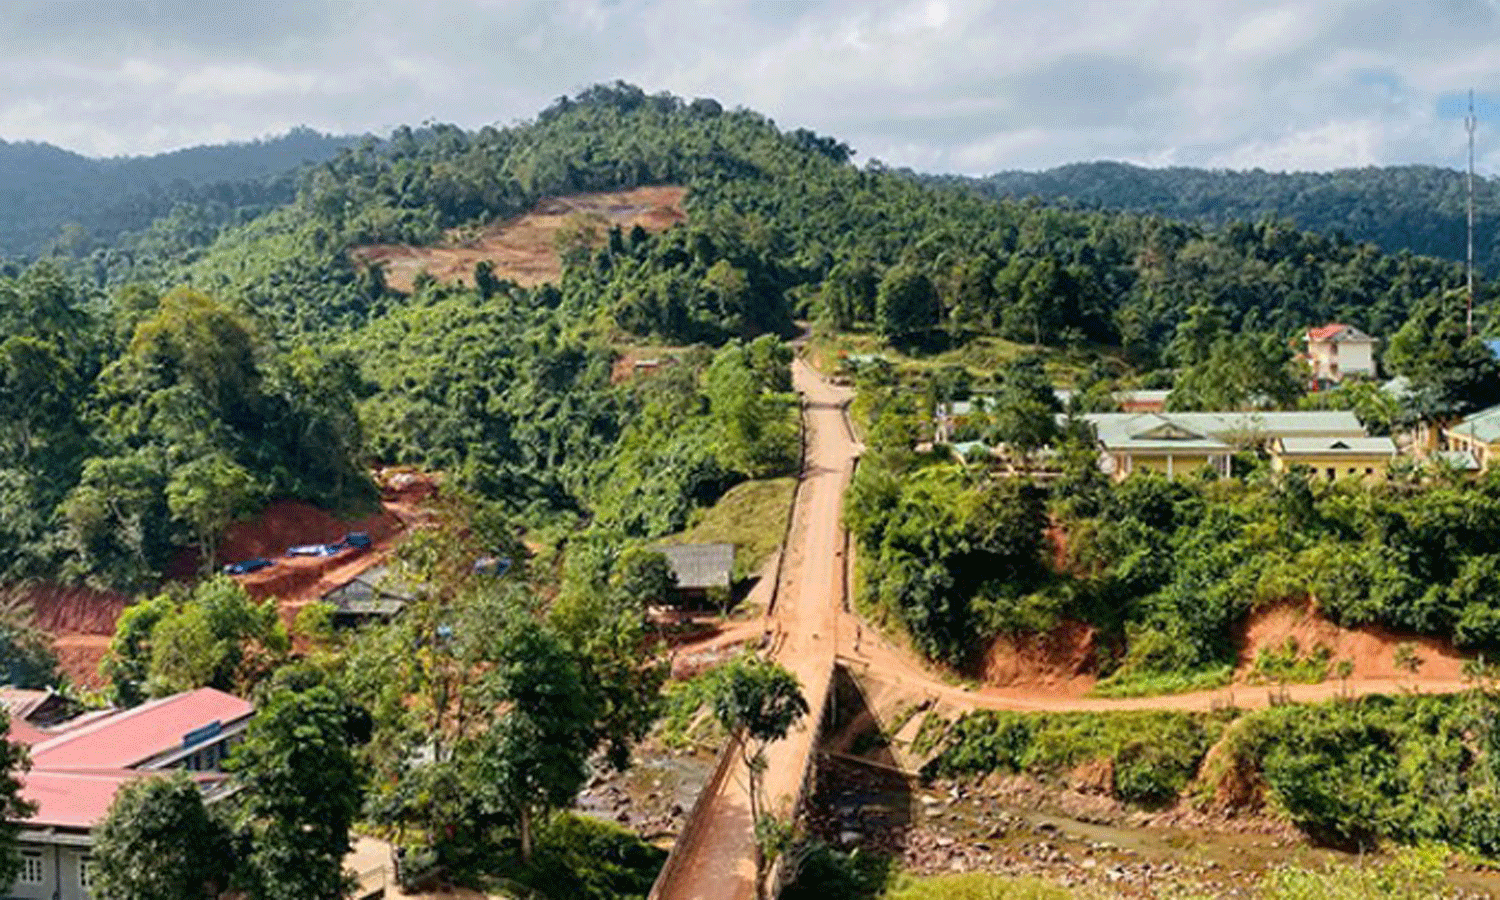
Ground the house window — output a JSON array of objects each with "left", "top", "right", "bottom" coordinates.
[
  {"left": 1366, "top": 468, "right": 1374, "bottom": 475},
  {"left": 79, "top": 856, "right": 94, "bottom": 893},
  {"left": 1326, "top": 468, "right": 1337, "bottom": 480},
  {"left": 19, "top": 850, "right": 43, "bottom": 884}
]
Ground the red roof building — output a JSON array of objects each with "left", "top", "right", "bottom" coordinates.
[
  {"left": 1304, "top": 323, "right": 1378, "bottom": 385},
  {"left": 3, "top": 687, "right": 253, "bottom": 900}
]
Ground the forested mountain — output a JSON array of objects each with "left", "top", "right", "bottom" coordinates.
[
  {"left": 945, "top": 161, "right": 1500, "bottom": 276},
  {"left": 0, "top": 127, "right": 359, "bottom": 259},
  {"left": 6, "top": 81, "right": 1499, "bottom": 590}
]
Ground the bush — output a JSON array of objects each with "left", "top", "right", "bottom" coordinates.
[
  {"left": 924, "top": 709, "right": 1226, "bottom": 806},
  {"left": 1258, "top": 846, "right": 1457, "bottom": 900},
  {"left": 497, "top": 813, "right": 665, "bottom": 900},
  {"left": 883, "top": 873, "right": 1073, "bottom": 900}
]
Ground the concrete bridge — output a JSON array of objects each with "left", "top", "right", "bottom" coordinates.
[{"left": 649, "top": 360, "right": 857, "bottom": 900}]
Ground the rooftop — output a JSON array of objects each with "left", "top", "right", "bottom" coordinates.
[
  {"left": 657, "top": 543, "right": 734, "bottom": 591},
  {"left": 1451, "top": 403, "right": 1500, "bottom": 445},
  {"left": 1277, "top": 436, "right": 1398, "bottom": 455},
  {"left": 1079, "top": 410, "right": 1366, "bottom": 450},
  {"left": 20, "top": 770, "right": 227, "bottom": 831},
  {"left": 28, "top": 687, "right": 253, "bottom": 771},
  {"left": 1307, "top": 323, "right": 1374, "bottom": 343}
]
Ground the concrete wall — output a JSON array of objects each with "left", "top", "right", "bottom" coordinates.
[
  {"left": 1111, "top": 452, "right": 1230, "bottom": 480},
  {"left": 5, "top": 841, "right": 92, "bottom": 900},
  {"left": 1271, "top": 452, "right": 1392, "bottom": 480},
  {"left": 1309, "top": 339, "right": 1376, "bottom": 382}
]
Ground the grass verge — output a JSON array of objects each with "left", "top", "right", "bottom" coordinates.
[{"left": 662, "top": 476, "right": 796, "bottom": 580}]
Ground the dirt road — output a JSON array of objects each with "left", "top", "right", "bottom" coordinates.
[
  {"left": 653, "top": 359, "right": 856, "bottom": 900},
  {"left": 653, "top": 360, "right": 1478, "bottom": 899}
]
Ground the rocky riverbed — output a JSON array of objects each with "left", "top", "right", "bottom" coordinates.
[{"left": 802, "top": 755, "right": 1500, "bottom": 898}]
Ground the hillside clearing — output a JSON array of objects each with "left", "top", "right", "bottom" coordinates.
[{"left": 350, "top": 185, "right": 688, "bottom": 293}]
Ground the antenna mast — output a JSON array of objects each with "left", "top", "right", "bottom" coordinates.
[{"left": 1467, "top": 89, "right": 1477, "bottom": 337}]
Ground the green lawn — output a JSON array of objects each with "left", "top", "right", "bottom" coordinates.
[
  {"left": 807, "top": 329, "right": 1128, "bottom": 387},
  {"left": 662, "top": 477, "right": 797, "bottom": 580}
]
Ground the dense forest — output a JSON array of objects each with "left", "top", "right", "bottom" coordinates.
[
  {"left": 0, "top": 127, "right": 357, "bottom": 259},
  {"left": 11, "top": 80, "right": 1500, "bottom": 896},
  {"left": 948, "top": 161, "right": 1500, "bottom": 277},
  {"left": 0, "top": 80, "right": 1495, "bottom": 590}
]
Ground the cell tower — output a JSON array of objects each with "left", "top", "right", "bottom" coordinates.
[{"left": 1467, "top": 89, "right": 1477, "bottom": 337}]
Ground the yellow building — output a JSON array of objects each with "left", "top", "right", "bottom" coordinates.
[
  {"left": 1270, "top": 436, "right": 1398, "bottom": 480},
  {"left": 1443, "top": 404, "right": 1500, "bottom": 470},
  {"left": 1082, "top": 410, "right": 1368, "bottom": 481}
]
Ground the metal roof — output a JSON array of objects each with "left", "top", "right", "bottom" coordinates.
[
  {"left": 1078, "top": 410, "right": 1366, "bottom": 451},
  {"left": 657, "top": 543, "right": 734, "bottom": 591},
  {"left": 1307, "top": 323, "right": 1375, "bottom": 343},
  {"left": 27, "top": 688, "right": 253, "bottom": 772},
  {"left": 1277, "top": 436, "right": 1397, "bottom": 455},
  {"left": 1452, "top": 403, "right": 1500, "bottom": 444}
]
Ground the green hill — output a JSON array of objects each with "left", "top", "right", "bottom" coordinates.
[
  {"left": 0, "top": 127, "right": 359, "bottom": 258},
  {"left": 6, "top": 82, "right": 1500, "bottom": 590},
  {"left": 942, "top": 161, "right": 1500, "bottom": 277}
]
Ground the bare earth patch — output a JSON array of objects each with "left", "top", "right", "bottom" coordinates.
[
  {"left": 350, "top": 185, "right": 688, "bottom": 293},
  {"left": 1234, "top": 598, "right": 1468, "bottom": 683}
]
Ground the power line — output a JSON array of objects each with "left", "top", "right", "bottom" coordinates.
[{"left": 1467, "top": 89, "right": 1477, "bottom": 337}]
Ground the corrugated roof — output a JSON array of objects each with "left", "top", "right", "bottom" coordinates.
[
  {"left": 0, "top": 689, "right": 50, "bottom": 722},
  {"left": 28, "top": 687, "right": 253, "bottom": 771},
  {"left": 6, "top": 718, "right": 47, "bottom": 746},
  {"left": 657, "top": 544, "right": 734, "bottom": 591},
  {"left": 1453, "top": 403, "right": 1500, "bottom": 444},
  {"left": 20, "top": 770, "right": 226, "bottom": 830},
  {"left": 1277, "top": 436, "right": 1397, "bottom": 455},
  {"left": 1079, "top": 410, "right": 1366, "bottom": 451}
]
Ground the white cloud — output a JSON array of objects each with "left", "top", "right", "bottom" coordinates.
[{"left": 0, "top": 0, "right": 1496, "bottom": 175}]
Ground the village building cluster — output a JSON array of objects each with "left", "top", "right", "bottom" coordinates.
[
  {"left": 1, "top": 687, "right": 252, "bottom": 900},
  {"left": 928, "top": 323, "right": 1500, "bottom": 481}
]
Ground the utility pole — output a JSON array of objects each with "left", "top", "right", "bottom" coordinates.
[{"left": 1467, "top": 89, "right": 1477, "bottom": 337}]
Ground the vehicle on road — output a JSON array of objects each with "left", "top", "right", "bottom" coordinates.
[
  {"left": 286, "top": 543, "right": 341, "bottom": 557},
  {"left": 223, "top": 558, "right": 274, "bottom": 575},
  {"left": 342, "top": 532, "right": 372, "bottom": 550}
]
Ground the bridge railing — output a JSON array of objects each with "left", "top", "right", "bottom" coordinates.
[{"left": 647, "top": 729, "right": 745, "bottom": 900}]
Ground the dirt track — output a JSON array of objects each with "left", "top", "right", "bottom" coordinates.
[
  {"left": 656, "top": 358, "right": 1481, "bottom": 899},
  {"left": 351, "top": 186, "right": 687, "bottom": 293}
]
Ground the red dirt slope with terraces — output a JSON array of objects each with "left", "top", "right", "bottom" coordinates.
[
  {"left": 23, "top": 471, "right": 436, "bottom": 688},
  {"left": 350, "top": 185, "right": 688, "bottom": 293}
]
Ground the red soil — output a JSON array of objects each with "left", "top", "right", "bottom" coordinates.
[
  {"left": 350, "top": 186, "right": 688, "bottom": 294},
  {"left": 20, "top": 472, "right": 438, "bottom": 689},
  {"left": 980, "top": 620, "right": 1099, "bottom": 692},
  {"left": 1235, "top": 599, "right": 1469, "bottom": 683},
  {"left": 970, "top": 599, "right": 1472, "bottom": 696}
]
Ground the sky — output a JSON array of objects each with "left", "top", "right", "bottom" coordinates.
[{"left": 3, "top": 0, "right": 1500, "bottom": 175}]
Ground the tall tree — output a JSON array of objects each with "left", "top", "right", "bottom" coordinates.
[
  {"left": 90, "top": 774, "right": 232, "bottom": 900},
  {"left": 710, "top": 654, "right": 809, "bottom": 899},
  {"left": 875, "top": 265, "right": 939, "bottom": 346},
  {"left": 229, "top": 684, "right": 365, "bottom": 900},
  {"left": 165, "top": 452, "right": 261, "bottom": 572}
]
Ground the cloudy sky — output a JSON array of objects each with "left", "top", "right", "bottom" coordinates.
[{"left": 3, "top": 0, "right": 1499, "bottom": 175}]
